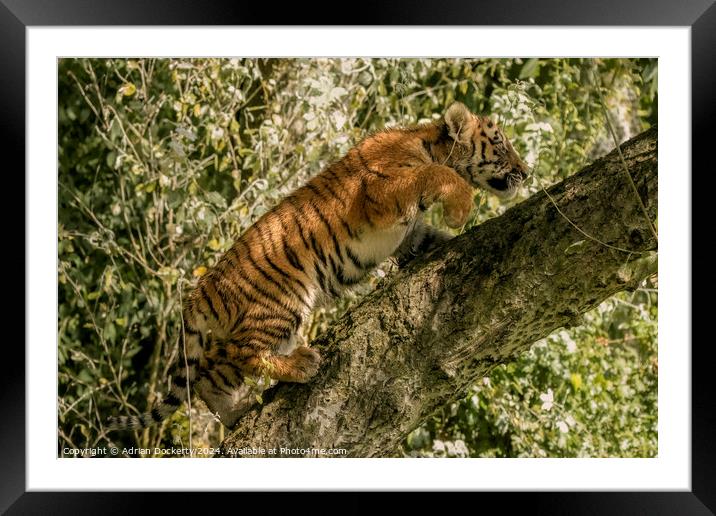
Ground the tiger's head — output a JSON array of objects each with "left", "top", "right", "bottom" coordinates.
[{"left": 438, "top": 101, "right": 529, "bottom": 199}]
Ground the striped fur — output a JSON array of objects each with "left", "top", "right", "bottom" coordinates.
[{"left": 107, "top": 102, "right": 529, "bottom": 430}]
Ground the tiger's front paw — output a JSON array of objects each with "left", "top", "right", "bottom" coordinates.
[{"left": 443, "top": 188, "right": 473, "bottom": 228}]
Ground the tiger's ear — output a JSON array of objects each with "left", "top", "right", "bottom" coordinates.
[{"left": 444, "top": 102, "right": 475, "bottom": 143}]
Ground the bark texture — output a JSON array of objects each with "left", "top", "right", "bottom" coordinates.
[{"left": 219, "top": 127, "right": 658, "bottom": 458}]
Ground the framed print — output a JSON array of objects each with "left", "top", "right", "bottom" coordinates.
[{"left": 4, "top": 0, "right": 713, "bottom": 512}]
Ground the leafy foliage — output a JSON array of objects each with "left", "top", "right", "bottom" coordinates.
[{"left": 58, "top": 58, "right": 657, "bottom": 457}]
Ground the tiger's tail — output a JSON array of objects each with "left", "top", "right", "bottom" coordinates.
[{"left": 106, "top": 309, "right": 204, "bottom": 431}]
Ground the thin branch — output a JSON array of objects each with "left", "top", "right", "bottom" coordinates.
[{"left": 592, "top": 69, "right": 658, "bottom": 243}]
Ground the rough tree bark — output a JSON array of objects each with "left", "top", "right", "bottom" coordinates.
[{"left": 218, "top": 126, "right": 658, "bottom": 458}]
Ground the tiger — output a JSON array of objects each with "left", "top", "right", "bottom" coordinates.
[{"left": 107, "top": 101, "right": 529, "bottom": 431}]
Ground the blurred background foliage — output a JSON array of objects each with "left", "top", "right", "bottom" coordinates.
[{"left": 58, "top": 57, "right": 657, "bottom": 457}]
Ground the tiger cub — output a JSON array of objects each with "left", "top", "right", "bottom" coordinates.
[{"left": 108, "top": 101, "right": 529, "bottom": 430}]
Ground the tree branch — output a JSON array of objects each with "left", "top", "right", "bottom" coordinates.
[{"left": 218, "top": 127, "right": 658, "bottom": 458}]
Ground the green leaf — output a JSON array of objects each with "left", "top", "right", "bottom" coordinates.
[
  {"left": 206, "top": 191, "right": 227, "bottom": 208},
  {"left": 105, "top": 151, "right": 116, "bottom": 169},
  {"left": 519, "top": 59, "right": 540, "bottom": 79}
]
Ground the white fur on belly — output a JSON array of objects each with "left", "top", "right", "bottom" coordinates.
[{"left": 348, "top": 223, "right": 411, "bottom": 272}]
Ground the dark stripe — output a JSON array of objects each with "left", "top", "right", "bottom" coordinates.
[
  {"left": 264, "top": 254, "right": 310, "bottom": 300},
  {"left": 243, "top": 286, "right": 290, "bottom": 312},
  {"left": 186, "top": 357, "right": 201, "bottom": 366},
  {"left": 246, "top": 320, "right": 295, "bottom": 336},
  {"left": 220, "top": 361, "right": 245, "bottom": 380},
  {"left": 164, "top": 392, "right": 182, "bottom": 406},
  {"left": 305, "top": 183, "right": 326, "bottom": 201},
  {"left": 253, "top": 223, "right": 295, "bottom": 295},
  {"left": 220, "top": 265, "right": 281, "bottom": 314},
  {"left": 345, "top": 245, "right": 363, "bottom": 269},
  {"left": 364, "top": 189, "right": 380, "bottom": 206},
  {"left": 327, "top": 282, "right": 341, "bottom": 298},
  {"left": 241, "top": 265, "right": 293, "bottom": 312},
  {"left": 244, "top": 248, "right": 296, "bottom": 303},
  {"left": 215, "top": 284, "right": 234, "bottom": 320},
  {"left": 173, "top": 374, "right": 187, "bottom": 389},
  {"left": 309, "top": 233, "right": 327, "bottom": 266},
  {"left": 243, "top": 311, "right": 296, "bottom": 324},
  {"left": 207, "top": 371, "right": 234, "bottom": 396},
  {"left": 277, "top": 218, "right": 305, "bottom": 274},
  {"left": 422, "top": 138, "right": 433, "bottom": 158},
  {"left": 332, "top": 255, "right": 362, "bottom": 286},
  {"left": 223, "top": 246, "right": 242, "bottom": 270},
  {"left": 357, "top": 149, "right": 390, "bottom": 179},
  {"left": 229, "top": 314, "right": 245, "bottom": 334},
  {"left": 151, "top": 408, "right": 163, "bottom": 422},
  {"left": 323, "top": 167, "right": 339, "bottom": 180},
  {"left": 282, "top": 235, "right": 305, "bottom": 273},
  {"left": 255, "top": 219, "right": 273, "bottom": 251},
  {"left": 289, "top": 205, "right": 311, "bottom": 250},
  {"left": 200, "top": 284, "right": 221, "bottom": 322},
  {"left": 235, "top": 281, "right": 300, "bottom": 327},
  {"left": 337, "top": 270, "right": 362, "bottom": 286},
  {"left": 360, "top": 177, "right": 378, "bottom": 227},
  {"left": 318, "top": 175, "right": 348, "bottom": 208},
  {"left": 214, "top": 368, "right": 234, "bottom": 388},
  {"left": 321, "top": 258, "right": 342, "bottom": 297},
  {"left": 340, "top": 218, "right": 357, "bottom": 239},
  {"left": 345, "top": 245, "right": 376, "bottom": 270},
  {"left": 250, "top": 326, "right": 292, "bottom": 340},
  {"left": 216, "top": 363, "right": 240, "bottom": 384},
  {"left": 314, "top": 262, "right": 328, "bottom": 293},
  {"left": 328, "top": 253, "right": 339, "bottom": 278},
  {"left": 322, "top": 171, "right": 351, "bottom": 202},
  {"left": 331, "top": 232, "right": 343, "bottom": 261},
  {"left": 236, "top": 333, "right": 276, "bottom": 348},
  {"left": 183, "top": 312, "right": 200, "bottom": 334},
  {"left": 308, "top": 200, "right": 334, "bottom": 235}
]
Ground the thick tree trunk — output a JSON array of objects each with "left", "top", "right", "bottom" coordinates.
[{"left": 218, "top": 127, "right": 658, "bottom": 458}]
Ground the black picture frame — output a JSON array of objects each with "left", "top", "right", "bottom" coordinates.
[{"left": 4, "top": 0, "right": 712, "bottom": 513}]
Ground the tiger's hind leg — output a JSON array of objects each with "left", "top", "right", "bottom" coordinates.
[
  {"left": 195, "top": 333, "right": 320, "bottom": 428},
  {"left": 264, "top": 345, "right": 322, "bottom": 383},
  {"left": 227, "top": 341, "right": 322, "bottom": 384},
  {"left": 194, "top": 368, "right": 255, "bottom": 428},
  {"left": 223, "top": 324, "right": 322, "bottom": 385}
]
